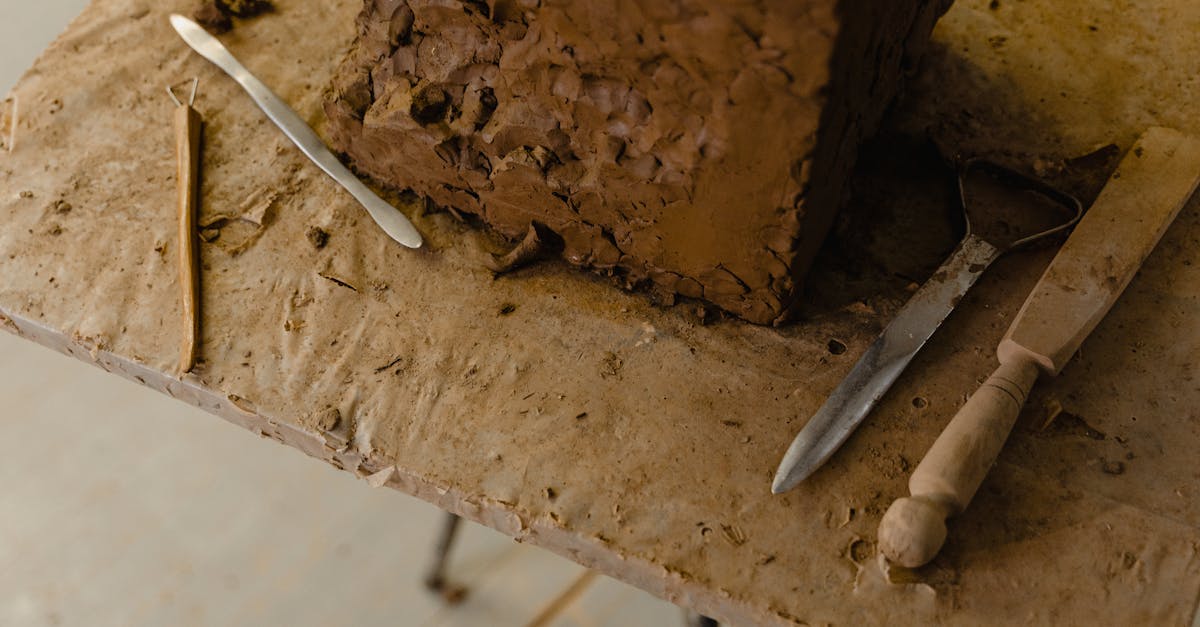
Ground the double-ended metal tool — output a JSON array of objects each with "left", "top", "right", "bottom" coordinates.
[
  {"left": 772, "top": 159, "right": 1082, "bottom": 493},
  {"left": 169, "top": 14, "right": 423, "bottom": 249}
]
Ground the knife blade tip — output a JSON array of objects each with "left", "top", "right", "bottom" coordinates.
[
  {"left": 772, "top": 448, "right": 822, "bottom": 493},
  {"left": 771, "top": 469, "right": 800, "bottom": 494}
]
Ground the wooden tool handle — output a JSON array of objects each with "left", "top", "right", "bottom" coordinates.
[
  {"left": 176, "top": 105, "right": 202, "bottom": 373},
  {"left": 878, "top": 355, "right": 1040, "bottom": 567}
]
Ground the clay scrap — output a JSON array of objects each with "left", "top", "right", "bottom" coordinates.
[{"left": 193, "top": 0, "right": 274, "bottom": 34}]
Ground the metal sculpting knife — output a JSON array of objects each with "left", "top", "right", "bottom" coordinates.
[
  {"left": 169, "top": 14, "right": 423, "bottom": 248},
  {"left": 771, "top": 160, "right": 1082, "bottom": 493}
]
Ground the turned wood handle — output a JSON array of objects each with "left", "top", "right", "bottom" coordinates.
[
  {"left": 878, "top": 355, "right": 1040, "bottom": 567},
  {"left": 176, "top": 105, "right": 202, "bottom": 374}
]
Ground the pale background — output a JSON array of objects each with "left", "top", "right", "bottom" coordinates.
[{"left": 0, "top": 3, "right": 678, "bottom": 625}]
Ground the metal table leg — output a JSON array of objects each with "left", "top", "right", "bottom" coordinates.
[{"left": 424, "top": 512, "right": 467, "bottom": 604}]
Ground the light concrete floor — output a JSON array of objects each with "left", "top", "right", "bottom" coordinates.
[{"left": 0, "top": 4, "right": 681, "bottom": 626}]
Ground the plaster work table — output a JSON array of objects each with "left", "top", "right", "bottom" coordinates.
[{"left": 2, "top": 0, "right": 1199, "bottom": 624}]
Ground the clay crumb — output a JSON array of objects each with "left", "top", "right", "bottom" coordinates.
[
  {"left": 18, "top": 190, "right": 33, "bottom": 199},
  {"left": 219, "top": 0, "right": 274, "bottom": 17},
  {"left": 486, "top": 222, "right": 562, "bottom": 274},
  {"left": 365, "top": 466, "right": 395, "bottom": 488},
  {"left": 306, "top": 226, "right": 330, "bottom": 249},
  {"left": 227, "top": 394, "right": 257, "bottom": 415},
  {"left": 194, "top": 0, "right": 273, "bottom": 34},
  {"left": 599, "top": 351, "right": 623, "bottom": 378},
  {"left": 315, "top": 407, "right": 341, "bottom": 431},
  {"left": 683, "top": 303, "right": 717, "bottom": 326},
  {"left": 498, "top": 302, "right": 517, "bottom": 316},
  {"left": 1102, "top": 459, "right": 1126, "bottom": 475},
  {"left": 52, "top": 199, "right": 71, "bottom": 214},
  {"left": 193, "top": 2, "right": 232, "bottom": 33},
  {"left": 320, "top": 409, "right": 354, "bottom": 450},
  {"left": 575, "top": 412, "right": 588, "bottom": 420}
]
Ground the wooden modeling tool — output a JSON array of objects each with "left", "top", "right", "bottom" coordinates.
[
  {"left": 878, "top": 127, "right": 1200, "bottom": 568},
  {"left": 168, "top": 79, "right": 202, "bottom": 374}
]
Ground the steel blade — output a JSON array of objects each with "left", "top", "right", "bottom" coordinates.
[{"left": 772, "top": 235, "right": 1000, "bottom": 492}]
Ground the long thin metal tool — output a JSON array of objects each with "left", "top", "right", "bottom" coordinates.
[
  {"left": 169, "top": 78, "right": 202, "bottom": 374},
  {"left": 772, "top": 161, "right": 1082, "bottom": 493},
  {"left": 169, "top": 14, "right": 423, "bottom": 249}
]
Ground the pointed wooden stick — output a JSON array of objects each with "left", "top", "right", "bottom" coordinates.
[{"left": 171, "top": 80, "right": 203, "bottom": 374}]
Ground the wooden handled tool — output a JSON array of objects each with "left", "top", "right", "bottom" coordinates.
[
  {"left": 878, "top": 127, "right": 1200, "bottom": 568},
  {"left": 169, "top": 79, "right": 202, "bottom": 374}
]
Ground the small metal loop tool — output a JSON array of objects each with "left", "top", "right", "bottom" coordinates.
[
  {"left": 166, "top": 77, "right": 199, "bottom": 110},
  {"left": 772, "top": 160, "right": 1083, "bottom": 493}
]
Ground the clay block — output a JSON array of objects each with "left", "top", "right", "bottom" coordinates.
[{"left": 325, "top": 0, "right": 952, "bottom": 324}]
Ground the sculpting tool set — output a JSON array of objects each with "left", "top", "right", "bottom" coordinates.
[
  {"left": 774, "top": 126, "right": 1200, "bottom": 566},
  {"left": 879, "top": 127, "right": 1200, "bottom": 566}
]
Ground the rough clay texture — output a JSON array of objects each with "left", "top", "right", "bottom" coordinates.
[
  {"left": 324, "top": 0, "right": 951, "bottom": 324},
  {"left": 3, "top": 1, "right": 1200, "bottom": 625}
]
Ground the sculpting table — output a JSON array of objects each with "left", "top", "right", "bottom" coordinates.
[{"left": 2, "top": 0, "right": 1199, "bottom": 624}]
